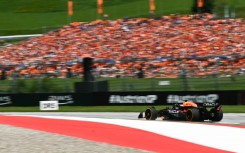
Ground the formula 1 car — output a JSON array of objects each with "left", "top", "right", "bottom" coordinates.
[{"left": 138, "top": 101, "right": 223, "bottom": 122}]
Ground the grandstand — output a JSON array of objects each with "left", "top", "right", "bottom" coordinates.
[
  {"left": 0, "top": 1, "right": 244, "bottom": 93},
  {"left": 0, "top": 14, "right": 244, "bottom": 79}
]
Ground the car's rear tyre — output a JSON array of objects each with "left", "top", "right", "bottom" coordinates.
[
  {"left": 145, "top": 107, "right": 158, "bottom": 120},
  {"left": 210, "top": 109, "right": 223, "bottom": 121},
  {"left": 186, "top": 108, "right": 200, "bottom": 121}
]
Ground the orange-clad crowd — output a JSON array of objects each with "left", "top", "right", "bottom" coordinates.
[{"left": 0, "top": 14, "right": 244, "bottom": 79}]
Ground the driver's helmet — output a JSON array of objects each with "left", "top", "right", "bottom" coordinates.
[{"left": 173, "top": 103, "right": 180, "bottom": 109}]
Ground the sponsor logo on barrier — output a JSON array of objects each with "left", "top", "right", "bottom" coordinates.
[
  {"left": 167, "top": 94, "right": 219, "bottom": 103},
  {"left": 109, "top": 95, "right": 157, "bottom": 103},
  {"left": 40, "top": 101, "right": 59, "bottom": 110},
  {"left": 48, "top": 95, "right": 73, "bottom": 105},
  {"left": 0, "top": 96, "right": 12, "bottom": 106}
]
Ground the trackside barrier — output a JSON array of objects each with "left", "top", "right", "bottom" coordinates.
[
  {"left": 92, "top": 91, "right": 242, "bottom": 105},
  {"left": 0, "top": 93, "right": 92, "bottom": 106},
  {"left": 0, "top": 91, "right": 244, "bottom": 106}
]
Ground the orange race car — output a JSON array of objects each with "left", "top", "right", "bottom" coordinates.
[{"left": 138, "top": 101, "right": 223, "bottom": 122}]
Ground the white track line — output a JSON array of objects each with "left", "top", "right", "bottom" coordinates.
[{"left": 11, "top": 115, "right": 245, "bottom": 153}]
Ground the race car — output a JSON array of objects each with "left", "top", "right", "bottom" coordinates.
[{"left": 138, "top": 101, "right": 223, "bottom": 122}]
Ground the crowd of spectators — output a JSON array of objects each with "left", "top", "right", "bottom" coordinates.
[{"left": 0, "top": 13, "right": 244, "bottom": 79}]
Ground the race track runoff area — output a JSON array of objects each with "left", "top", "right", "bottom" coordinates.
[{"left": 0, "top": 114, "right": 244, "bottom": 153}]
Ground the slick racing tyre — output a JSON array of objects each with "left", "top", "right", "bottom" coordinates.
[
  {"left": 210, "top": 108, "right": 223, "bottom": 121},
  {"left": 186, "top": 108, "right": 200, "bottom": 121},
  {"left": 145, "top": 107, "right": 158, "bottom": 120}
]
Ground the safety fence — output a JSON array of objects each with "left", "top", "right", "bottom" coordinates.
[{"left": 0, "top": 74, "right": 245, "bottom": 94}]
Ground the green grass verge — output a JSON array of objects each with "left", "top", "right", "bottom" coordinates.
[
  {"left": 0, "top": 105, "right": 244, "bottom": 113},
  {"left": 0, "top": 0, "right": 245, "bottom": 35}
]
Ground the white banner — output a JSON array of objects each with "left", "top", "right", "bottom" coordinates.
[{"left": 40, "top": 101, "right": 59, "bottom": 111}]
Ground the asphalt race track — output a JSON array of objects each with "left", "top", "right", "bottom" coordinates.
[
  {"left": 1, "top": 112, "right": 245, "bottom": 125},
  {"left": 0, "top": 112, "right": 245, "bottom": 152}
]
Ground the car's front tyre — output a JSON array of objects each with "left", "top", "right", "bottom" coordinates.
[{"left": 145, "top": 107, "right": 158, "bottom": 120}]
